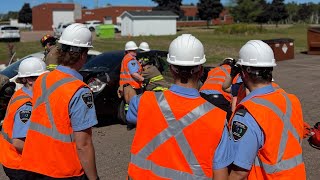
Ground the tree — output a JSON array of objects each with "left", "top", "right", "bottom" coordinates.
[
  {"left": 254, "top": 0, "right": 270, "bottom": 29},
  {"left": 231, "top": 0, "right": 262, "bottom": 23},
  {"left": 269, "top": 0, "right": 288, "bottom": 27},
  {"left": 197, "top": 0, "right": 224, "bottom": 28},
  {"left": 18, "top": 3, "right": 32, "bottom": 24},
  {"left": 286, "top": 2, "right": 299, "bottom": 23},
  {"left": 152, "top": 0, "right": 184, "bottom": 18}
]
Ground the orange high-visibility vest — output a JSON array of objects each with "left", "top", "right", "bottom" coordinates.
[
  {"left": 236, "top": 82, "right": 283, "bottom": 106},
  {"left": 232, "top": 89, "right": 306, "bottom": 180},
  {"left": 128, "top": 90, "right": 227, "bottom": 179},
  {"left": 200, "top": 65, "right": 231, "bottom": 102},
  {"left": 0, "top": 89, "right": 31, "bottom": 169},
  {"left": 120, "top": 53, "right": 142, "bottom": 89},
  {"left": 20, "top": 70, "right": 87, "bottom": 178}
]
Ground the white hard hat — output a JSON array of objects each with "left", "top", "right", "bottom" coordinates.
[
  {"left": 139, "top": 42, "right": 150, "bottom": 52},
  {"left": 167, "top": 34, "right": 206, "bottom": 66},
  {"left": 238, "top": 40, "right": 276, "bottom": 67},
  {"left": 17, "top": 57, "right": 47, "bottom": 78},
  {"left": 125, "top": 41, "right": 138, "bottom": 51},
  {"left": 58, "top": 23, "right": 93, "bottom": 48}
]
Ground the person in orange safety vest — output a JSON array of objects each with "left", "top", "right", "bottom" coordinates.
[
  {"left": 228, "top": 40, "right": 306, "bottom": 180},
  {"left": 0, "top": 57, "right": 47, "bottom": 180},
  {"left": 126, "top": 34, "right": 234, "bottom": 180},
  {"left": 200, "top": 57, "right": 236, "bottom": 120},
  {"left": 20, "top": 23, "right": 100, "bottom": 180}
]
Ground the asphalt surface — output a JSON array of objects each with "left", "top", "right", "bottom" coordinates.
[{"left": 0, "top": 53, "right": 320, "bottom": 180}]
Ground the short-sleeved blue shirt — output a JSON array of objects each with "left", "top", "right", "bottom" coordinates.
[
  {"left": 230, "top": 85, "right": 275, "bottom": 170},
  {"left": 12, "top": 87, "right": 32, "bottom": 139},
  {"left": 128, "top": 60, "right": 140, "bottom": 74},
  {"left": 231, "top": 76, "right": 243, "bottom": 97},
  {"left": 56, "top": 65, "right": 98, "bottom": 131},
  {"left": 127, "top": 84, "right": 234, "bottom": 169}
]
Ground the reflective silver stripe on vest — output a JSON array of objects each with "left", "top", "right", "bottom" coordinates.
[
  {"left": 9, "top": 95, "right": 30, "bottom": 106},
  {"left": 219, "top": 66, "right": 230, "bottom": 76},
  {"left": 130, "top": 92, "right": 215, "bottom": 179},
  {"left": 208, "top": 75, "right": 225, "bottom": 80},
  {"left": 251, "top": 93, "right": 303, "bottom": 173},
  {"left": 29, "top": 74, "right": 78, "bottom": 143},
  {"left": 120, "top": 78, "right": 135, "bottom": 82},
  {"left": 120, "top": 71, "right": 131, "bottom": 75},
  {"left": 0, "top": 130, "right": 12, "bottom": 144},
  {"left": 206, "top": 80, "right": 224, "bottom": 85}
]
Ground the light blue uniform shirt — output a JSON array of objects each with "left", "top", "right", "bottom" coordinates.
[
  {"left": 128, "top": 59, "right": 140, "bottom": 74},
  {"left": 12, "top": 87, "right": 32, "bottom": 139},
  {"left": 230, "top": 85, "right": 275, "bottom": 170},
  {"left": 127, "top": 84, "right": 234, "bottom": 169},
  {"left": 56, "top": 65, "right": 98, "bottom": 131}
]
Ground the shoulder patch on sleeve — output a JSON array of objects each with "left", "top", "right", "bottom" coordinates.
[
  {"left": 131, "top": 62, "right": 136, "bottom": 66},
  {"left": 235, "top": 109, "right": 247, "bottom": 117},
  {"left": 25, "top": 102, "right": 32, "bottom": 106},
  {"left": 232, "top": 121, "right": 248, "bottom": 141},
  {"left": 81, "top": 92, "right": 94, "bottom": 108},
  {"left": 19, "top": 110, "right": 31, "bottom": 124}
]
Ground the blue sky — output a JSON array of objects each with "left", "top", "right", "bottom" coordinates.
[{"left": 2, "top": 0, "right": 319, "bottom": 13}]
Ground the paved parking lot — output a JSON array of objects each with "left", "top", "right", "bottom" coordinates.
[{"left": 0, "top": 53, "right": 319, "bottom": 180}]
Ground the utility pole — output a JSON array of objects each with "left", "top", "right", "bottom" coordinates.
[{"left": 94, "top": 0, "right": 99, "bottom": 8}]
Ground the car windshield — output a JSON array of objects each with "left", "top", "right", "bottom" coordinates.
[
  {"left": 0, "top": 59, "right": 24, "bottom": 78},
  {"left": 82, "top": 50, "right": 124, "bottom": 71}
]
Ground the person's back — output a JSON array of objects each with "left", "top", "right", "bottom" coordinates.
[
  {"left": 228, "top": 40, "right": 306, "bottom": 180},
  {"left": 44, "top": 45, "right": 59, "bottom": 70},
  {"left": 127, "top": 34, "right": 233, "bottom": 180},
  {"left": 142, "top": 64, "right": 170, "bottom": 91}
]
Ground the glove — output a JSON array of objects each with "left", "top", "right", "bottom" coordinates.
[
  {"left": 143, "top": 78, "right": 150, "bottom": 85},
  {"left": 308, "top": 122, "right": 320, "bottom": 150},
  {"left": 303, "top": 122, "right": 313, "bottom": 139},
  {"left": 230, "top": 64, "right": 241, "bottom": 77}
]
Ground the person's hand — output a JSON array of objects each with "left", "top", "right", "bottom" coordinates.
[
  {"left": 303, "top": 122, "right": 313, "bottom": 139},
  {"left": 230, "top": 64, "right": 241, "bottom": 77},
  {"left": 117, "top": 86, "right": 123, "bottom": 99}
]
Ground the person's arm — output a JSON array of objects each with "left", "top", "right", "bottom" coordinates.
[
  {"left": 126, "top": 95, "right": 142, "bottom": 124},
  {"left": 74, "top": 128, "right": 98, "bottom": 180},
  {"left": 222, "top": 75, "right": 232, "bottom": 92},
  {"left": 228, "top": 165, "right": 249, "bottom": 180},
  {"left": 213, "top": 124, "right": 234, "bottom": 180},
  {"left": 131, "top": 72, "right": 144, "bottom": 82},
  {"left": 12, "top": 102, "right": 32, "bottom": 154},
  {"left": 229, "top": 110, "right": 264, "bottom": 179},
  {"left": 69, "top": 88, "right": 99, "bottom": 179},
  {"left": 128, "top": 60, "right": 144, "bottom": 82},
  {"left": 213, "top": 167, "right": 228, "bottom": 180}
]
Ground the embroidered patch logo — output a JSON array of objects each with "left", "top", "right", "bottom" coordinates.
[
  {"left": 232, "top": 121, "right": 248, "bottom": 141},
  {"left": 82, "top": 93, "right": 94, "bottom": 108},
  {"left": 131, "top": 62, "right": 136, "bottom": 66},
  {"left": 19, "top": 110, "right": 31, "bottom": 124}
]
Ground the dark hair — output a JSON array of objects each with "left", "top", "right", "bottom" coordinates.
[
  {"left": 171, "top": 65, "right": 201, "bottom": 84},
  {"left": 242, "top": 65, "right": 273, "bottom": 83},
  {"left": 56, "top": 44, "right": 88, "bottom": 66}
]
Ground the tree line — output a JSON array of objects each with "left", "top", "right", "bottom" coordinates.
[{"left": 152, "top": 0, "right": 320, "bottom": 26}]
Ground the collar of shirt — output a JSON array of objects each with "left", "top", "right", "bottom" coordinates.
[
  {"left": 169, "top": 84, "right": 200, "bottom": 98},
  {"left": 56, "top": 65, "right": 83, "bottom": 81},
  {"left": 22, "top": 86, "right": 32, "bottom": 98},
  {"left": 241, "top": 84, "right": 274, "bottom": 103}
]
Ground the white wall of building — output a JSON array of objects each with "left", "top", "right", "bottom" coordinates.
[
  {"left": 52, "top": 10, "right": 74, "bottom": 27},
  {"left": 121, "top": 15, "right": 176, "bottom": 37},
  {"left": 121, "top": 15, "right": 132, "bottom": 36},
  {"left": 132, "top": 18, "right": 176, "bottom": 36}
]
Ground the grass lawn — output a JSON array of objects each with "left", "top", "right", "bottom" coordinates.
[{"left": 0, "top": 24, "right": 309, "bottom": 65}]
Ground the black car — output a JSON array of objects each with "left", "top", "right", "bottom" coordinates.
[
  {"left": 80, "top": 50, "right": 213, "bottom": 123},
  {"left": 79, "top": 50, "right": 170, "bottom": 123}
]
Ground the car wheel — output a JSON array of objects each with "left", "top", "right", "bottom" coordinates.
[
  {"left": 117, "top": 99, "right": 127, "bottom": 124},
  {"left": 89, "top": 27, "right": 95, "bottom": 32}
]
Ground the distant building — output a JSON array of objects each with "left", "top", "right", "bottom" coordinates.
[
  {"left": 120, "top": 11, "right": 178, "bottom": 36},
  {"left": 32, "top": 3, "right": 233, "bottom": 31}
]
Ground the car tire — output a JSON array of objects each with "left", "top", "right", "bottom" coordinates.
[
  {"left": 118, "top": 99, "right": 127, "bottom": 124},
  {"left": 89, "top": 27, "right": 95, "bottom": 32}
]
